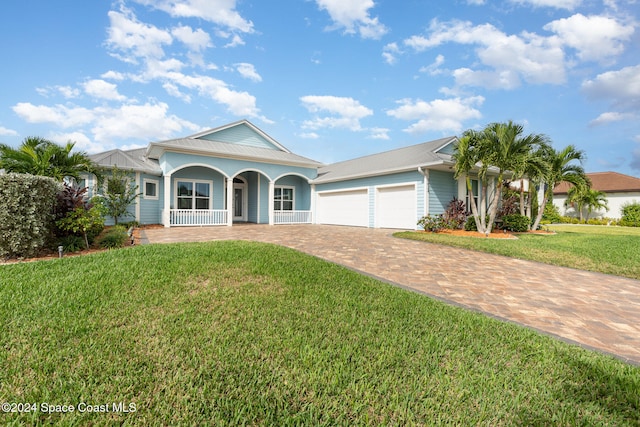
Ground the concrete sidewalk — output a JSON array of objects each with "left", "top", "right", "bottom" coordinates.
[{"left": 142, "top": 224, "right": 640, "bottom": 365}]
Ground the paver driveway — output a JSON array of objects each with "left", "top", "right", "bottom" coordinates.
[{"left": 142, "top": 224, "right": 640, "bottom": 365}]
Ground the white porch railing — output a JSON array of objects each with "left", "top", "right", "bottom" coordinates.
[
  {"left": 170, "top": 209, "right": 228, "bottom": 226},
  {"left": 274, "top": 210, "right": 312, "bottom": 224}
]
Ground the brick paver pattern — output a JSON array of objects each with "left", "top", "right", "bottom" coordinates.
[{"left": 142, "top": 224, "right": 640, "bottom": 365}]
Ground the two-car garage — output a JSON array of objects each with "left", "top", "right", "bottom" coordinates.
[{"left": 315, "top": 184, "right": 417, "bottom": 230}]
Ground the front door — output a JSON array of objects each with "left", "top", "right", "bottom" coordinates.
[{"left": 233, "top": 178, "right": 247, "bottom": 221}]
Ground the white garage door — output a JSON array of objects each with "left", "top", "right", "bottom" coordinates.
[
  {"left": 316, "top": 189, "right": 369, "bottom": 227},
  {"left": 376, "top": 185, "right": 416, "bottom": 229}
]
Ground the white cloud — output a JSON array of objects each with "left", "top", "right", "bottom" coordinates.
[
  {"left": 0, "top": 126, "right": 18, "bottom": 136},
  {"left": 299, "top": 132, "right": 320, "bottom": 139},
  {"left": 13, "top": 103, "right": 96, "bottom": 128},
  {"left": 171, "top": 25, "right": 212, "bottom": 51},
  {"left": 90, "top": 102, "right": 199, "bottom": 143},
  {"left": 235, "top": 63, "right": 262, "bottom": 82},
  {"left": 509, "top": 0, "right": 582, "bottom": 10},
  {"left": 315, "top": 0, "right": 388, "bottom": 39},
  {"left": 101, "top": 70, "right": 127, "bottom": 81},
  {"left": 83, "top": 79, "right": 127, "bottom": 101},
  {"left": 56, "top": 86, "right": 81, "bottom": 99},
  {"left": 382, "top": 42, "right": 401, "bottom": 65},
  {"left": 589, "top": 111, "right": 636, "bottom": 126},
  {"left": 404, "top": 20, "right": 567, "bottom": 88},
  {"left": 49, "top": 131, "right": 105, "bottom": 154},
  {"left": 544, "top": 14, "right": 634, "bottom": 62},
  {"left": 386, "top": 96, "right": 484, "bottom": 134},
  {"left": 106, "top": 7, "right": 173, "bottom": 62},
  {"left": 11, "top": 101, "right": 201, "bottom": 145},
  {"left": 368, "top": 127, "right": 390, "bottom": 139},
  {"left": 467, "top": 0, "right": 485, "bottom": 4},
  {"left": 133, "top": 0, "right": 254, "bottom": 33},
  {"left": 163, "top": 72, "right": 264, "bottom": 118},
  {"left": 419, "top": 54, "right": 446, "bottom": 75},
  {"left": 35, "top": 86, "right": 80, "bottom": 99},
  {"left": 163, "top": 82, "right": 192, "bottom": 103},
  {"left": 300, "top": 95, "right": 373, "bottom": 131},
  {"left": 224, "top": 34, "right": 245, "bottom": 48},
  {"left": 582, "top": 65, "right": 640, "bottom": 109}
]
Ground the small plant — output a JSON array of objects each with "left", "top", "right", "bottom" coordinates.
[
  {"left": 443, "top": 198, "right": 467, "bottom": 229},
  {"left": 417, "top": 215, "right": 445, "bottom": 232},
  {"left": 56, "top": 206, "right": 105, "bottom": 250},
  {"left": 97, "top": 226, "right": 129, "bottom": 249},
  {"left": 541, "top": 201, "right": 562, "bottom": 224},
  {"left": 501, "top": 214, "right": 530, "bottom": 232},
  {"left": 56, "top": 235, "right": 85, "bottom": 253},
  {"left": 97, "top": 166, "right": 141, "bottom": 225}
]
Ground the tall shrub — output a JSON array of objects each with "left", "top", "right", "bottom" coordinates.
[
  {"left": 620, "top": 202, "right": 640, "bottom": 227},
  {"left": 97, "top": 166, "right": 141, "bottom": 225},
  {"left": 0, "top": 173, "right": 61, "bottom": 258}
]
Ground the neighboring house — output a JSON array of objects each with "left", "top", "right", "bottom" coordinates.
[
  {"left": 87, "top": 120, "right": 495, "bottom": 229},
  {"left": 553, "top": 171, "right": 640, "bottom": 219}
]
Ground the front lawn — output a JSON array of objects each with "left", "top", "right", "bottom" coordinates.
[
  {"left": 1, "top": 242, "right": 639, "bottom": 425},
  {"left": 395, "top": 224, "right": 640, "bottom": 280},
  {"left": 0, "top": 242, "right": 640, "bottom": 425}
]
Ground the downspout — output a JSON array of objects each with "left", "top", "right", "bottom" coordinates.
[{"left": 418, "top": 167, "right": 429, "bottom": 217}]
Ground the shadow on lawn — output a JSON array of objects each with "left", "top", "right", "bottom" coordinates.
[{"left": 516, "top": 348, "right": 639, "bottom": 425}]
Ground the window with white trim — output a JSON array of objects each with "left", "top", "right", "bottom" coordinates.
[
  {"left": 176, "top": 180, "right": 211, "bottom": 210},
  {"left": 143, "top": 178, "right": 159, "bottom": 200},
  {"left": 274, "top": 186, "right": 294, "bottom": 211}
]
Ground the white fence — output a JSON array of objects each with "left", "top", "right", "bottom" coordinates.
[
  {"left": 273, "top": 210, "right": 312, "bottom": 224},
  {"left": 170, "top": 209, "right": 228, "bottom": 226}
]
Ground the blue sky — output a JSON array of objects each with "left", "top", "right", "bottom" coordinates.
[{"left": 1, "top": 0, "right": 639, "bottom": 175}]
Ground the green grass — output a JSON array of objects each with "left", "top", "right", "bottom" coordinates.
[
  {"left": 395, "top": 224, "right": 640, "bottom": 280},
  {"left": 1, "top": 242, "right": 639, "bottom": 425}
]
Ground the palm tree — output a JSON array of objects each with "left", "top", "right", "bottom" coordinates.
[
  {"left": 454, "top": 121, "right": 549, "bottom": 235},
  {"left": 531, "top": 145, "right": 588, "bottom": 230},
  {"left": 566, "top": 187, "right": 608, "bottom": 221},
  {"left": 453, "top": 129, "right": 488, "bottom": 233},
  {"left": 0, "top": 137, "right": 98, "bottom": 182}
]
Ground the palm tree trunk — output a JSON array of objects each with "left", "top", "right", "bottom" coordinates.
[
  {"left": 531, "top": 189, "right": 549, "bottom": 231},
  {"left": 466, "top": 177, "right": 486, "bottom": 234},
  {"left": 519, "top": 179, "right": 525, "bottom": 216}
]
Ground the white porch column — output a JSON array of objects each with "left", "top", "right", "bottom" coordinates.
[
  {"left": 310, "top": 183, "right": 316, "bottom": 224},
  {"left": 226, "top": 177, "right": 233, "bottom": 226},
  {"left": 268, "top": 181, "right": 275, "bottom": 225},
  {"left": 457, "top": 173, "right": 467, "bottom": 201},
  {"left": 422, "top": 169, "right": 430, "bottom": 216},
  {"left": 135, "top": 172, "right": 141, "bottom": 223},
  {"left": 163, "top": 174, "right": 171, "bottom": 228}
]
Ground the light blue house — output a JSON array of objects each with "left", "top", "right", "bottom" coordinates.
[{"left": 89, "top": 120, "right": 486, "bottom": 229}]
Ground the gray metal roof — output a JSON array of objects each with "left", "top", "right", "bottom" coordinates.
[
  {"left": 146, "top": 138, "right": 323, "bottom": 168},
  {"left": 313, "top": 136, "right": 457, "bottom": 184},
  {"left": 90, "top": 148, "right": 162, "bottom": 175}
]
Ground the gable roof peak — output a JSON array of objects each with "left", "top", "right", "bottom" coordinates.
[{"left": 185, "top": 119, "right": 291, "bottom": 153}]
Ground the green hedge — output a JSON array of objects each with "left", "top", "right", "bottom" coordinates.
[
  {"left": 620, "top": 202, "right": 640, "bottom": 227},
  {"left": 501, "top": 214, "right": 530, "bottom": 232},
  {"left": 0, "top": 173, "right": 61, "bottom": 258}
]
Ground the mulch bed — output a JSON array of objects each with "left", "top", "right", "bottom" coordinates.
[
  {"left": 427, "top": 229, "right": 556, "bottom": 239},
  {"left": 0, "top": 224, "right": 163, "bottom": 265}
]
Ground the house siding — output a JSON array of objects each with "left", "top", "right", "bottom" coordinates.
[
  {"left": 554, "top": 192, "right": 640, "bottom": 220},
  {"left": 161, "top": 152, "right": 317, "bottom": 182},
  {"left": 197, "top": 125, "right": 280, "bottom": 150},
  {"left": 139, "top": 173, "right": 163, "bottom": 224},
  {"left": 428, "top": 170, "right": 456, "bottom": 215}
]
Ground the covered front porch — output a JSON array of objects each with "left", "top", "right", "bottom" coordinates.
[{"left": 162, "top": 166, "right": 313, "bottom": 227}]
